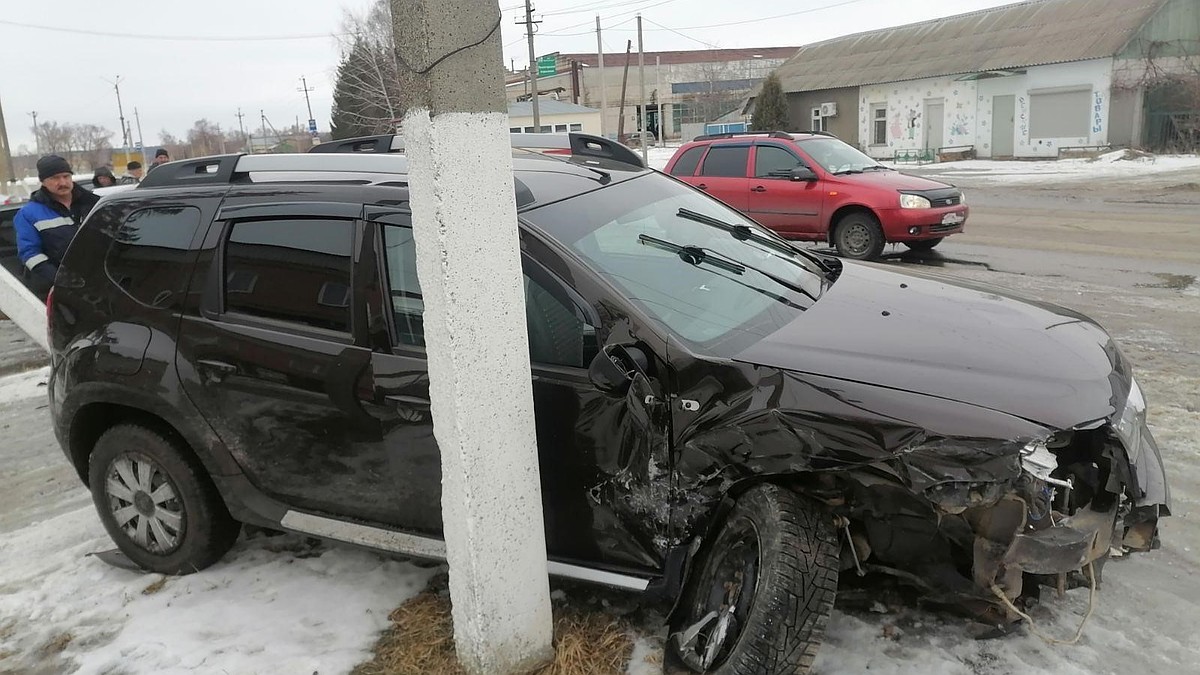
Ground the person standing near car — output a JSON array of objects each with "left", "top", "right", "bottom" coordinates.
[
  {"left": 14, "top": 155, "right": 100, "bottom": 295},
  {"left": 120, "top": 160, "right": 144, "bottom": 184},
  {"left": 92, "top": 166, "right": 117, "bottom": 188},
  {"left": 146, "top": 148, "right": 170, "bottom": 173}
]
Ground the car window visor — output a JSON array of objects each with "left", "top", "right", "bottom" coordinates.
[
  {"left": 638, "top": 234, "right": 813, "bottom": 308},
  {"left": 676, "top": 208, "right": 838, "bottom": 280}
]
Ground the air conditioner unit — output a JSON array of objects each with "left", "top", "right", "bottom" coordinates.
[{"left": 819, "top": 102, "right": 838, "bottom": 118}]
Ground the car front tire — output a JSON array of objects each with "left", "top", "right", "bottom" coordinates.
[
  {"left": 89, "top": 424, "right": 240, "bottom": 574},
  {"left": 834, "top": 212, "right": 885, "bottom": 260},
  {"left": 670, "top": 484, "right": 839, "bottom": 674}
]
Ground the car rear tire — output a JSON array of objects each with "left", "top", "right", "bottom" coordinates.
[
  {"left": 833, "top": 213, "right": 885, "bottom": 260},
  {"left": 670, "top": 484, "right": 839, "bottom": 674},
  {"left": 89, "top": 424, "right": 240, "bottom": 575},
  {"left": 904, "top": 237, "right": 944, "bottom": 251}
]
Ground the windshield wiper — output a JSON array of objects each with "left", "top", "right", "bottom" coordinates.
[
  {"left": 676, "top": 208, "right": 840, "bottom": 281},
  {"left": 861, "top": 165, "right": 892, "bottom": 171},
  {"left": 639, "top": 235, "right": 807, "bottom": 310},
  {"left": 639, "top": 235, "right": 744, "bottom": 274},
  {"left": 832, "top": 169, "right": 864, "bottom": 175}
]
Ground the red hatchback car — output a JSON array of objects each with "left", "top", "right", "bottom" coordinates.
[{"left": 664, "top": 131, "right": 969, "bottom": 260}]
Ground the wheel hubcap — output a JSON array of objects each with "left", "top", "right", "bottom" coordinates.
[
  {"left": 106, "top": 454, "right": 184, "bottom": 554},
  {"left": 843, "top": 223, "right": 871, "bottom": 254}
]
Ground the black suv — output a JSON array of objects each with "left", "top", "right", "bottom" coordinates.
[{"left": 49, "top": 134, "right": 1169, "bottom": 674}]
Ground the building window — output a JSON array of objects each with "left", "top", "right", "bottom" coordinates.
[
  {"left": 569, "top": 123, "right": 583, "bottom": 132},
  {"left": 554, "top": 124, "right": 569, "bottom": 132},
  {"left": 523, "top": 126, "right": 535, "bottom": 133},
  {"left": 871, "top": 104, "right": 888, "bottom": 145},
  {"left": 1029, "top": 87, "right": 1092, "bottom": 138},
  {"left": 811, "top": 108, "right": 825, "bottom": 132},
  {"left": 510, "top": 127, "right": 523, "bottom": 133}
]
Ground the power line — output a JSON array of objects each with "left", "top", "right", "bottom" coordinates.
[
  {"left": 611, "top": 0, "right": 871, "bottom": 32},
  {"left": 0, "top": 18, "right": 341, "bottom": 42},
  {"left": 642, "top": 17, "right": 719, "bottom": 49}
]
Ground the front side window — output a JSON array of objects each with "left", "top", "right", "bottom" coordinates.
[
  {"left": 224, "top": 218, "right": 354, "bottom": 333},
  {"left": 107, "top": 206, "right": 203, "bottom": 308},
  {"left": 699, "top": 146, "right": 750, "bottom": 178},
  {"left": 381, "top": 223, "right": 594, "bottom": 366},
  {"left": 754, "top": 145, "right": 803, "bottom": 178}
]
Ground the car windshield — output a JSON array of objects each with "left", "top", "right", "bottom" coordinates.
[
  {"left": 799, "top": 137, "right": 888, "bottom": 175},
  {"left": 523, "top": 173, "right": 828, "bottom": 356}
]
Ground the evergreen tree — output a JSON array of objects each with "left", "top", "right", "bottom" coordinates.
[{"left": 751, "top": 72, "right": 791, "bottom": 132}]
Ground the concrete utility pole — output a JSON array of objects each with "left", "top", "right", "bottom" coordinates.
[
  {"left": 596, "top": 15, "right": 608, "bottom": 137},
  {"left": 133, "top": 107, "right": 145, "bottom": 152},
  {"left": 656, "top": 55, "right": 663, "bottom": 146},
  {"left": 518, "top": 0, "right": 542, "bottom": 131},
  {"left": 299, "top": 76, "right": 316, "bottom": 136},
  {"left": 112, "top": 76, "right": 130, "bottom": 150},
  {"left": 28, "top": 111, "right": 39, "bottom": 155},
  {"left": 617, "top": 40, "right": 632, "bottom": 139},
  {"left": 0, "top": 96, "right": 15, "bottom": 183},
  {"left": 235, "top": 108, "right": 247, "bottom": 152},
  {"left": 392, "top": 1, "right": 553, "bottom": 673},
  {"left": 637, "top": 14, "right": 647, "bottom": 164}
]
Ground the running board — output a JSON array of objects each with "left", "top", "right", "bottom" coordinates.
[{"left": 280, "top": 510, "right": 651, "bottom": 592}]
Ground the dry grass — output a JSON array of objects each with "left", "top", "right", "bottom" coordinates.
[
  {"left": 39, "top": 632, "right": 72, "bottom": 656},
  {"left": 141, "top": 576, "right": 169, "bottom": 595},
  {"left": 353, "top": 591, "right": 635, "bottom": 675}
]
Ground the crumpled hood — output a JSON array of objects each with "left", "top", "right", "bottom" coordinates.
[{"left": 734, "top": 262, "right": 1129, "bottom": 430}]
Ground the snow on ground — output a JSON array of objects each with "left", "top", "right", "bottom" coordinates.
[{"left": 902, "top": 151, "right": 1200, "bottom": 185}]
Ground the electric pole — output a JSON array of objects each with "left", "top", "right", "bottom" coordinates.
[
  {"left": 133, "top": 107, "right": 145, "bottom": 153},
  {"left": 392, "top": 0, "right": 553, "bottom": 672},
  {"left": 235, "top": 108, "right": 247, "bottom": 151},
  {"left": 28, "top": 111, "right": 39, "bottom": 155},
  {"left": 637, "top": 14, "right": 647, "bottom": 164},
  {"left": 299, "top": 76, "right": 316, "bottom": 136},
  {"left": 112, "top": 76, "right": 130, "bottom": 150},
  {"left": 656, "top": 55, "right": 663, "bottom": 146},
  {"left": 617, "top": 40, "right": 632, "bottom": 139},
  {"left": 596, "top": 16, "right": 608, "bottom": 137},
  {"left": 517, "top": 0, "right": 541, "bottom": 131}
]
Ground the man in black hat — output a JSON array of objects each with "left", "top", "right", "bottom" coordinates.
[
  {"left": 13, "top": 155, "right": 100, "bottom": 295},
  {"left": 147, "top": 147, "right": 170, "bottom": 174}
]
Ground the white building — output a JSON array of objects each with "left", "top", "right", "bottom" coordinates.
[
  {"left": 764, "top": 0, "right": 1199, "bottom": 159},
  {"left": 507, "top": 100, "right": 601, "bottom": 135}
]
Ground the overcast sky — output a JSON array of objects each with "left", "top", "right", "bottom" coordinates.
[{"left": 0, "top": 0, "right": 1017, "bottom": 153}]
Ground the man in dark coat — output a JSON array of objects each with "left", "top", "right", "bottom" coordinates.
[{"left": 14, "top": 155, "right": 101, "bottom": 295}]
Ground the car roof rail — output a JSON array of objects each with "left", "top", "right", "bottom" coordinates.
[
  {"left": 801, "top": 130, "right": 840, "bottom": 139},
  {"left": 138, "top": 154, "right": 244, "bottom": 188},
  {"left": 136, "top": 152, "right": 411, "bottom": 190},
  {"left": 693, "top": 131, "right": 795, "bottom": 142},
  {"left": 308, "top": 131, "right": 645, "bottom": 169}
]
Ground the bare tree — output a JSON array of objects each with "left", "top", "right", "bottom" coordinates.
[
  {"left": 73, "top": 124, "right": 114, "bottom": 169},
  {"left": 1112, "top": 39, "right": 1200, "bottom": 151},
  {"left": 331, "top": 0, "right": 404, "bottom": 138},
  {"left": 186, "top": 119, "right": 225, "bottom": 157}
]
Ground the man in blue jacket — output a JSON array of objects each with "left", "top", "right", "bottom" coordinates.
[{"left": 14, "top": 155, "right": 100, "bottom": 295}]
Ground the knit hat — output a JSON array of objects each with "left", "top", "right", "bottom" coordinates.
[
  {"left": 155, "top": 148, "right": 169, "bottom": 158},
  {"left": 127, "top": 160, "right": 142, "bottom": 171},
  {"left": 37, "top": 155, "right": 72, "bottom": 181}
]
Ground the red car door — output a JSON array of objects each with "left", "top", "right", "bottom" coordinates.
[
  {"left": 746, "top": 143, "right": 825, "bottom": 238},
  {"left": 693, "top": 144, "right": 751, "bottom": 212}
]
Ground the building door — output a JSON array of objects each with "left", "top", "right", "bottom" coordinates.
[
  {"left": 924, "top": 99, "right": 944, "bottom": 152},
  {"left": 992, "top": 95, "right": 1016, "bottom": 157}
]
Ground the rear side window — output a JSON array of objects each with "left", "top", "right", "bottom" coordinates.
[
  {"left": 699, "top": 146, "right": 750, "bottom": 178},
  {"left": 106, "top": 206, "right": 203, "bottom": 308},
  {"left": 668, "top": 146, "right": 705, "bottom": 177},
  {"left": 224, "top": 218, "right": 354, "bottom": 333}
]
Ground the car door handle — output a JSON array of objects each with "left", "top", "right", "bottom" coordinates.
[
  {"left": 751, "top": 185, "right": 767, "bottom": 192},
  {"left": 196, "top": 359, "right": 237, "bottom": 382},
  {"left": 696, "top": 183, "right": 708, "bottom": 191}
]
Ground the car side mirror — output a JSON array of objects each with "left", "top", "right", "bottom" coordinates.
[
  {"left": 790, "top": 167, "right": 818, "bottom": 182},
  {"left": 588, "top": 344, "right": 648, "bottom": 397}
]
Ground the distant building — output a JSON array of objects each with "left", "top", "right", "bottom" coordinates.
[
  {"left": 507, "top": 100, "right": 601, "bottom": 135},
  {"left": 761, "top": 0, "right": 1200, "bottom": 158},
  {"left": 507, "top": 47, "right": 799, "bottom": 140}
]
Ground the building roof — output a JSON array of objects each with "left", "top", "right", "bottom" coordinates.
[
  {"left": 545, "top": 46, "right": 799, "bottom": 70},
  {"left": 507, "top": 99, "right": 600, "bottom": 117},
  {"left": 774, "top": 0, "right": 1164, "bottom": 93}
]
